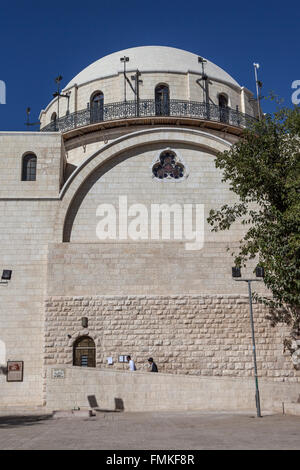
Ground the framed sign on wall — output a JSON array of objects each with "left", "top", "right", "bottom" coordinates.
[
  {"left": 118, "top": 355, "right": 128, "bottom": 363},
  {"left": 6, "top": 361, "right": 24, "bottom": 382},
  {"left": 52, "top": 368, "right": 65, "bottom": 379}
]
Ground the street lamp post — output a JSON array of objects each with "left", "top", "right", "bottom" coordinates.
[
  {"left": 253, "top": 63, "right": 263, "bottom": 121},
  {"left": 232, "top": 267, "right": 264, "bottom": 418}
]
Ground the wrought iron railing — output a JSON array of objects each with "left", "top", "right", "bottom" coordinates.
[{"left": 41, "top": 99, "right": 257, "bottom": 133}]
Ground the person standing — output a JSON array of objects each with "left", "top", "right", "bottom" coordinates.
[
  {"left": 127, "top": 355, "right": 136, "bottom": 371},
  {"left": 148, "top": 357, "right": 158, "bottom": 372}
]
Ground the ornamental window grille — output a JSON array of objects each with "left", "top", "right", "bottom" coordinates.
[
  {"left": 152, "top": 150, "right": 185, "bottom": 180},
  {"left": 73, "top": 336, "right": 96, "bottom": 367},
  {"left": 155, "top": 84, "right": 170, "bottom": 116},
  {"left": 90, "top": 91, "right": 104, "bottom": 123},
  {"left": 21, "top": 153, "right": 37, "bottom": 181}
]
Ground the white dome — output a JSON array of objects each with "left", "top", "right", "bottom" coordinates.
[{"left": 64, "top": 46, "right": 240, "bottom": 90}]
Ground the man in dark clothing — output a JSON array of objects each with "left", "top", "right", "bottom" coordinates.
[{"left": 148, "top": 357, "right": 158, "bottom": 372}]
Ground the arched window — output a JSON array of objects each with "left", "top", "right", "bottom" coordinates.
[
  {"left": 51, "top": 112, "right": 57, "bottom": 131},
  {"left": 155, "top": 84, "right": 170, "bottom": 116},
  {"left": 218, "top": 94, "right": 229, "bottom": 123},
  {"left": 21, "top": 153, "right": 37, "bottom": 181},
  {"left": 218, "top": 94, "right": 228, "bottom": 108},
  {"left": 90, "top": 91, "right": 104, "bottom": 123},
  {"left": 73, "top": 336, "right": 96, "bottom": 367}
]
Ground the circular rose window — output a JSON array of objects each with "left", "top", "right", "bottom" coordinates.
[{"left": 152, "top": 151, "right": 185, "bottom": 180}]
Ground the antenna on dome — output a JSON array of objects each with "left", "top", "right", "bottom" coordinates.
[
  {"left": 131, "top": 70, "right": 142, "bottom": 117},
  {"left": 25, "top": 107, "right": 40, "bottom": 129},
  {"left": 120, "top": 56, "right": 130, "bottom": 102},
  {"left": 120, "top": 56, "right": 136, "bottom": 104},
  {"left": 52, "top": 75, "right": 71, "bottom": 121},
  {"left": 253, "top": 63, "right": 263, "bottom": 121},
  {"left": 198, "top": 56, "right": 209, "bottom": 105}
]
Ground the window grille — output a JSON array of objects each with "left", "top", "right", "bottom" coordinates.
[{"left": 22, "top": 154, "right": 37, "bottom": 181}]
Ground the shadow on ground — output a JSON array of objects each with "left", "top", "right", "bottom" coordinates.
[
  {"left": 87, "top": 395, "right": 125, "bottom": 412},
  {"left": 0, "top": 414, "right": 53, "bottom": 429}
]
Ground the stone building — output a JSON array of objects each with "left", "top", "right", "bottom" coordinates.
[{"left": 0, "top": 46, "right": 298, "bottom": 411}]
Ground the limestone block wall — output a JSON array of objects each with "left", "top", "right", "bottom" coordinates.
[
  {"left": 64, "top": 125, "right": 239, "bottom": 168},
  {"left": 0, "top": 198, "right": 59, "bottom": 407},
  {"left": 133, "top": 72, "right": 188, "bottom": 101},
  {"left": 0, "top": 128, "right": 242, "bottom": 407},
  {"left": 46, "top": 242, "right": 266, "bottom": 297},
  {"left": 0, "top": 131, "right": 64, "bottom": 405},
  {"left": 187, "top": 73, "right": 246, "bottom": 111},
  {"left": 64, "top": 126, "right": 152, "bottom": 168},
  {"left": 75, "top": 75, "right": 122, "bottom": 110},
  {"left": 65, "top": 142, "right": 246, "bottom": 244},
  {"left": 0, "top": 132, "right": 64, "bottom": 198},
  {"left": 44, "top": 295, "right": 300, "bottom": 383},
  {"left": 242, "top": 87, "right": 259, "bottom": 116},
  {"left": 45, "top": 366, "right": 300, "bottom": 413}
]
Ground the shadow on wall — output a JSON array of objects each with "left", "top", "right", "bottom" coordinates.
[
  {"left": 0, "top": 340, "right": 6, "bottom": 374},
  {"left": 0, "top": 414, "right": 52, "bottom": 429},
  {"left": 64, "top": 163, "right": 77, "bottom": 181},
  {"left": 87, "top": 395, "right": 124, "bottom": 412},
  {"left": 0, "top": 366, "right": 7, "bottom": 375}
]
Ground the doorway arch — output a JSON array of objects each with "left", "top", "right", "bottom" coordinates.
[{"left": 73, "top": 336, "right": 96, "bottom": 367}]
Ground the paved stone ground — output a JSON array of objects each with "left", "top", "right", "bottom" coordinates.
[{"left": 0, "top": 410, "right": 300, "bottom": 450}]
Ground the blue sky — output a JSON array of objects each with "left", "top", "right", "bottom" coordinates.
[{"left": 0, "top": 0, "right": 299, "bottom": 130}]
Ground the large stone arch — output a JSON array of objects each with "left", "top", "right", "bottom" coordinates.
[{"left": 54, "top": 127, "right": 232, "bottom": 242}]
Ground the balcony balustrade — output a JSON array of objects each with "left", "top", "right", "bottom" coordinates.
[{"left": 41, "top": 99, "right": 257, "bottom": 133}]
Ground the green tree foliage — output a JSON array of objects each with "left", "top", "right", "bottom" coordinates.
[{"left": 207, "top": 105, "right": 300, "bottom": 355}]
